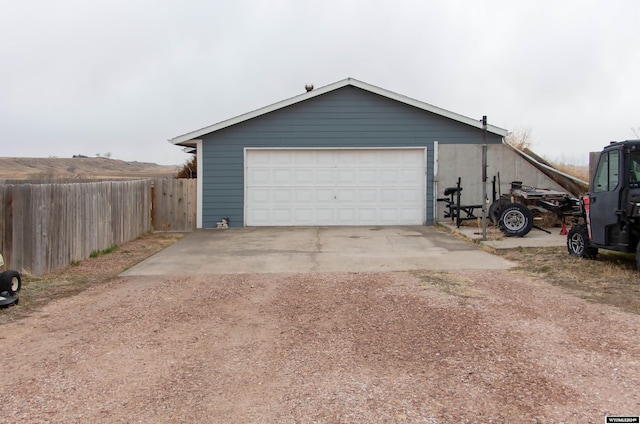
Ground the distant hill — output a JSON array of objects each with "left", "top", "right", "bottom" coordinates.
[{"left": 0, "top": 157, "right": 178, "bottom": 181}]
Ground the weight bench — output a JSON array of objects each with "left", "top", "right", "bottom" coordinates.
[{"left": 437, "top": 178, "right": 483, "bottom": 228}]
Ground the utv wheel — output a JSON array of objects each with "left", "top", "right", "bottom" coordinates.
[
  {"left": 489, "top": 198, "right": 510, "bottom": 224},
  {"left": 498, "top": 203, "right": 534, "bottom": 237},
  {"left": 567, "top": 224, "right": 598, "bottom": 259},
  {"left": 0, "top": 270, "right": 21, "bottom": 295}
]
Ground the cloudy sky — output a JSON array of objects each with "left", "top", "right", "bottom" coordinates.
[{"left": 1, "top": 0, "right": 638, "bottom": 166}]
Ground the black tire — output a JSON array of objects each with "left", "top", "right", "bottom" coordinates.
[
  {"left": 0, "top": 294, "right": 18, "bottom": 307},
  {"left": 498, "top": 202, "right": 534, "bottom": 237},
  {"left": 0, "top": 270, "right": 21, "bottom": 295},
  {"left": 489, "top": 198, "right": 510, "bottom": 224},
  {"left": 567, "top": 224, "right": 598, "bottom": 259}
]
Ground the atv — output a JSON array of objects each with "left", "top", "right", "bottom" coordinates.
[{"left": 567, "top": 139, "right": 640, "bottom": 269}]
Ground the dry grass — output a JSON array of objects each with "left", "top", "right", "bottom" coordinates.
[
  {"left": 550, "top": 161, "right": 590, "bottom": 182},
  {"left": 496, "top": 246, "right": 640, "bottom": 314},
  {"left": 439, "top": 222, "right": 640, "bottom": 314}
]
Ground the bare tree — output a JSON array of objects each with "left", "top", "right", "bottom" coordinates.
[{"left": 505, "top": 127, "right": 533, "bottom": 151}]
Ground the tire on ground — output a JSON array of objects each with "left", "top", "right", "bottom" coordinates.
[
  {"left": 489, "top": 198, "right": 510, "bottom": 224},
  {"left": 0, "top": 270, "right": 21, "bottom": 295},
  {"left": 498, "top": 202, "right": 534, "bottom": 237},
  {"left": 566, "top": 224, "right": 598, "bottom": 259}
]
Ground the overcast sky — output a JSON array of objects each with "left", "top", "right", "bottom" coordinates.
[{"left": 2, "top": 0, "right": 638, "bottom": 166}]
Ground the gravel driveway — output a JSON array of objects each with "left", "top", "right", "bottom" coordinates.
[{"left": 1, "top": 269, "right": 639, "bottom": 423}]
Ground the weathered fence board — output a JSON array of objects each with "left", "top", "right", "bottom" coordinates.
[
  {"left": 0, "top": 178, "right": 196, "bottom": 276},
  {"left": 151, "top": 178, "right": 196, "bottom": 232}
]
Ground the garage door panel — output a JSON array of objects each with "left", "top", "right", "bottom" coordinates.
[
  {"left": 294, "top": 169, "right": 314, "bottom": 184},
  {"left": 295, "top": 151, "right": 315, "bottom": 165},
  {"left": 247, "top": 188, "right": 270, "bottom": 203},
  {"left": 400, "top": 189, "right": 421, "bottom": 202},
  {"left": 359, "top": 169, "right": 377, "bottom": 183},
  {"left": 272, "top": 209, "right": 291, "bottom": 223},
  {"left": 357, "top": 151, "right": 378, "bottom": 165},
  {"left": 401, "top": 150, "right": 424, "bottom": 164},
  {"left": 401, "top": 169, "right": 423, "bottom": 182},
  {"left": 401, "top": 209, "right": 423, "bottom": 221},
  {"left": 316, "top": 169, "right": 334, "bottom": 184},
  {"left": 335, "top": 151, "right": 358, "bottom": 165},
  {"left": 357, "top": 209, "right": 377, "bottom": 223},
  {"left": 248, "top": 208, "right": 270, "bottom": 225},
  {"left": 359, "top": 189, "right": 377, "bottom": 203},
  {"left": 337, "top": 169, "right": 357, "bottom": 183},
  {"left": 380, "top": 189, "right": 398, "bottom": 202},
  {"left": 337, "top": 209, "right": 357, "bottom": 224},
  {"left": 316, "top": 208, "right": 335, "bottom": 224},
  {"left": 379, "top": 209, "right": 399, "bottom": 222},
  {"left": 272, "top": 169, "right": 291, "bottom": 184},
  {"left": 273, "top": 189, "right": 291, "bottom": 203},
  {"left": 246, "top": 149, "right": 426, "bottom": 226},
  {"left": 294, "top": 189, "right": 314, "bottom": 202},
  {"left": 316, "top": 189, "right": 335, "bottom": 202},
  {"left": 271, "top": 151, "right": 294, "bottom": 165},
  {"left": 293, "top": 208, "right": 314, "bottom": 224},
  {"left": 248, "top": 169, "right": 271, "bottom": 185},
  {"left": 380, "top": 169, "right": 399, "bottom": 183},
  {"left": 315, "top": 151, "right": 334, "bottom": 166},
  {"left": 336, "top": 189, "right": 356, "bottom": 202}
]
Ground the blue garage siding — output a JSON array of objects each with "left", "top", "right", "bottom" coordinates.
[{"left": 200, "top": 86, "right": 502, "bottom": 228}]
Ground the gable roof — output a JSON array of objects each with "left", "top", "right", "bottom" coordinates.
[{"left": 169, "top": 77, "right": 509, "bottom": 147}]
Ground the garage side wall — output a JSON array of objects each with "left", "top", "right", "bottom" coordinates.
[{"left": 201, "top": 86, "right": 502, "bottom": 227}]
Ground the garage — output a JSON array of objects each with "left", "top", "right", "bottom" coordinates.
[
  {"left": 169, "top": 78, "right": 509, "bottom": 228},
  {"left": 245, "top": 148, "right": 426, "bottom": 226}
]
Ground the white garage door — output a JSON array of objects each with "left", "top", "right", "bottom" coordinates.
[{"left": 245, "top": 148, "right": 426, "bottom": 226}]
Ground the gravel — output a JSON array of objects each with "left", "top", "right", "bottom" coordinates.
[{"left": 0, "top": 269, "right": 639, "bottom": 423}]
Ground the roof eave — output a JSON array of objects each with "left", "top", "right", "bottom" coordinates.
[{"left": 169, "top": 77, "right": 508, "bottom": 145}]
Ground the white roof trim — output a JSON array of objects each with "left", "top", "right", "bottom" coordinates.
[{"left": 169, "top": 77, "right": 509, "bottom": 146}]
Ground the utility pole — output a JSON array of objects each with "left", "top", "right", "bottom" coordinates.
[{"left": 481, "top": 116, "right": 488, "bottom": 241}]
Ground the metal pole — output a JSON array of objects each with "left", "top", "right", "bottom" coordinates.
[{"left": 481, "top": 116, "right": 488, "bottom": 241}]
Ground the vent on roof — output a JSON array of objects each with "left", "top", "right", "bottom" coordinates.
[{"left": 305, "top": 84, "right": 314, "bottom": 92}]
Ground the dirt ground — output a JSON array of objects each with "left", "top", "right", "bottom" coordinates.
[{"left": 1, "top": 236, "right": 639, "bottom": 423}]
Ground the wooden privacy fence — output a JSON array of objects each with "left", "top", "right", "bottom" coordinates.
[
  {"left": 0, "top": 178, "right": 196, "bottom": 276},
  {"left": 151, "top": 178, "right": 197, "bottom": 232}
]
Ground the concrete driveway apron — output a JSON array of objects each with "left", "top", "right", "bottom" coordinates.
[{"left": 121, "top": 226, "right": 514, "bottom": 276}]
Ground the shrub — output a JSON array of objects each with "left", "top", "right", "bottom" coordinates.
[{"left": 176, "top": 155, "right": 197, "bottom": 179}]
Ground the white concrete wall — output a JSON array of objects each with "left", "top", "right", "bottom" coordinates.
[{"left": 435, "top": 143, "right": 567, "bottom": 221}]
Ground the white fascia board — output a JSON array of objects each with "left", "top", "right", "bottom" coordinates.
[{"left": 169, "top": 77, "right": 508, "bottom": 146}]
